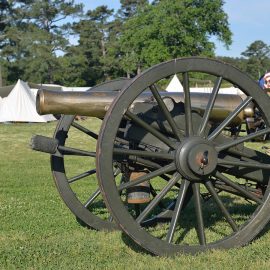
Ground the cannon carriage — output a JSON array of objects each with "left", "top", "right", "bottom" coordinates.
[{"left": 31, "top": 57, "right": 270, "bottom": 256}]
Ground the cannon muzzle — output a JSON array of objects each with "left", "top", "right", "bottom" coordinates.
[
  {"left": 37, "top": 89, "right": 116, "bottom": 118},
  {"left": 37, "top": 89, "right": 252, "bottom": 126}
]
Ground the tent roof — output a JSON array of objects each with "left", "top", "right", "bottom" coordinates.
[
  {"left": 0, "top": 79, "right": 56, "bottom": 123},
  {"left": 166, "top": 75, "right": 183, "bottom": 92}
]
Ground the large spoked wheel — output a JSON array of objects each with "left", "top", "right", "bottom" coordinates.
[
  {"left": 51, "top": 78, "right": 130, "bottom": 231},
  {"left": 97, "top": 58, "right": 270, "bottom": 255}
]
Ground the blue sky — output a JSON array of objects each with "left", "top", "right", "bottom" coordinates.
[{"left": 75, "top": 0, "right": 270, "bottom": 57}]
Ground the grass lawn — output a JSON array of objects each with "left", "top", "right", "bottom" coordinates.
[{"left": 0, "top": 120, "right": 270, "bottom": 270}]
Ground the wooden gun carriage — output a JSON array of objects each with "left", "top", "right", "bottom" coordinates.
[{"left": 31, "top": 57, "right": 270, "bottom": 256}]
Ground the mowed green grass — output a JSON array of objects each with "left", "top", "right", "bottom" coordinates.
[{"left": 1, "top": 120, "right": 270, "bottom": 270}]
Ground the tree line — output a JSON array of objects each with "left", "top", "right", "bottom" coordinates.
[{"left": 0, "top": 0, "right": 269, "bottom": 87}]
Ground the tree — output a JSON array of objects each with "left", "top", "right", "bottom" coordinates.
[
  {"left": 54, "top": 46, "right": 90, "bottom": 86},
  {"left": 241, "top": 40, "right": 270, "bottom": 60},
  {"left": 119, "top": 0, "right": 232, "bottom": 76},
  {"left": 118, "top": 0, "right": 148, "bottom": 19},
  {"left": 101, "top": 18, "right": 126, "bottom": 80},
  {"left": 1, "top": 0, "right": 82, "bottom": 84},
  {"left": 69, "top": 5, "right": 125, "bottom": 85},
  {"left": 0, "top": 0, "right": 10, "bottom": 33},
  {"left": 86, "top": 6, "right": 114, "bottom": 59},
  {"left": 0, "top": 0, "right": 16, "bottom": 85},
  {"left": 241, "top": 40, "right": 270, "bottom": 79},
  {"left": 25, "top": 0, "right": 82, "bottom": 83}
]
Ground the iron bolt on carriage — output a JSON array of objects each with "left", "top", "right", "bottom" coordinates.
[{"left": 31, "top": 57, "right": 270, "bottom": 256}]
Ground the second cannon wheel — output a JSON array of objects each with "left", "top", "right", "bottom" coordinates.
[{"left": 50, "top": 79, "right": 130, "bottom": 230}]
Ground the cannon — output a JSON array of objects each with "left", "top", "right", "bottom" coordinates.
[{"left": 31, "top": 57, "right": 270, "bottom": 256}]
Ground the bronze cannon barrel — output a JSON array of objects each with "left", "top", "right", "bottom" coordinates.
[
  {"left": 37, "top": 90, "right": 116, "bottom": 118},
  {"left": 37, "top": 89, "right": 252, "bottom": 126}
]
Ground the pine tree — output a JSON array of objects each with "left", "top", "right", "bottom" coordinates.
[
  {"left": 1, "top": 0, "right": 82, "bottom": 84},
  {"left": 118, "top": 0, "right": 148, "bottom": 19}
]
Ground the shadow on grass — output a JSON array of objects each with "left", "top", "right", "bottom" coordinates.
[
  {"left": 119, "top": 193, "right": 261, "bottom": 249},
  {"left": 121, "top": 232, "right": 154, "bottom": 256}
]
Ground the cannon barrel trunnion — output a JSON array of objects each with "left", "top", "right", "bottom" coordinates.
[{"left": 31, "top": 58, "right": 270, "bottom": 256}]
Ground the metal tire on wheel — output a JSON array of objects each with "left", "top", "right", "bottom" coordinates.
[{"left": 97, "top": 57, "right": 270, "bottom": 255}]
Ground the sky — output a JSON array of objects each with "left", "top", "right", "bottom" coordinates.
[{"left": 74, "top": 0, "right": 270, "bottom": 58}]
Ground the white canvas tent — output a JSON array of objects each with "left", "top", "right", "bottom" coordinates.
[
  {"left": 166, "top": 75, "right": 243, "bottom": 95},
  {"left": 166, "top": 75, "right": 183, "bottom": 92},
  {"left": 0, "top": 79, "right": 56, "bottom": 122}
]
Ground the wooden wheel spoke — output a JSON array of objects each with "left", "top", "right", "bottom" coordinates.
[
  {"left": 118, "top": 163, "right": 176, "bottom": 192},
  {"left": 225, "top": 148, "right": 270, "bottom": 166},
  {"left": 71, "top": 122, "right": 98, "bottom": 140},
  {"left": 125, "top": 110, "right": 177, "bottom": 149},
  {"left": 149, "top": 184, "right": 167, "bottom": 209},
  {"left": 192, "top": 183, "right": 206, "bottom": 245},
  {"left": 183, "top": 72, "right": 193, "bottom": 136},
  {"left": 198, "top": 76, "right": 222, "bottom": 137},
  {"left": 149, "top": 84, "right": 182, "bottom": 141},
  {"left": 136, "top": 173, "right": 181, "bottom": 224},
  {"left": 216, "top": 127, "right": 270, "bottom": 152},
  {"left": 58, "top": 145, "right": 96, "bottom": 157},
  {"left": 68, "top": 169, "right": 96, "bottom": 184},
  {"left": 166, "top": 179, "right": 190, "bottom": 243},
  {"left": 128, "top": 156, "right": 162, "bottom": 169},
  {"left": 84, "top": 188, "right": 101, "bottom": 208},
  {"left": 204, "top": 181, "right": 238, "bottom": 232},
  {"left": 215, "top": 171, "right": 262, "bottom": 204},
  {"left": 227, "top": 148, "right": 258, "bottom": 160},
  {"left": 208, "top": 96, "right": 253, "bottom": 141},
  {"left": 127, "top": 157, "right": 173, "bottom": 183},
  {"left": 218, "top": 158, "right": 270, "bottom": 170},
  {"left": 113, "top": 148, "right": 174, "bottom": 160}
]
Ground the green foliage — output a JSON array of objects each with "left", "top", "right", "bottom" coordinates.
[
  {"left": 241, "top": 40, "right": 270, "bottom": 79},
  {"left": 3, "top": 0, "right": 269, "bottom": 86},
  {"left": 119, "top": 0, "right": 232, "bottom": 76},
  {"left": 241, "top": 40, "right": 270, "bottom": 60},
  {"left": 118, "top": 0, "right": 149, "bottom": 19},
  {"left": 0, "top": 1, "right": 26, "bottom": 85},
  {"left": 0, "top": 0, "right": 10, "bottom": 32},
  {"left": 69, "top": 3, "right": 144, "bottom": 85},
  {"left": 55, "top": 46, "right": 101, "bottom": 86},
  {"left": 0, "top": 0, "right": 82, "bottom": 84},
  {"left": 101, "top": 18, "right": 126, "bottom": 80}
]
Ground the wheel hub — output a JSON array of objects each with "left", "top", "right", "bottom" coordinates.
[{"left": 175, "top": 137, "right": 217, "bottom": 181}]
